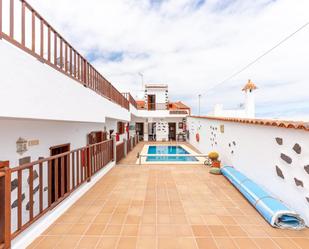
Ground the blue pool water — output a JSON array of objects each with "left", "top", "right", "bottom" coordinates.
[{"left": 146, "top": 146, "right": 198, "bottom": 162}]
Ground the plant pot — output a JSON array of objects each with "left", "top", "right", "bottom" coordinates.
[
  {"left": 208, "top": 151, "right": 219, "bottom": 161},
  {"left": 212, "top": 160, "right": 221, "bottom": 168}
]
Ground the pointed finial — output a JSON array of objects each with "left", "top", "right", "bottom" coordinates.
[{"left": 242, "top": 79, "right": 257, "bottom": 92}]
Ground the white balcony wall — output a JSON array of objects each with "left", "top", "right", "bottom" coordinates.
[
  {"left": 0, "top": 40, "right": 130, "bottom": 123},
  {"left": 187, "top": 116, "right": 309, "bottom": 225}
]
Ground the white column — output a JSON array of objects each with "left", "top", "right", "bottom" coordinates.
[{"left": 245, "top": 90, "right": 255, "bottom": 118}]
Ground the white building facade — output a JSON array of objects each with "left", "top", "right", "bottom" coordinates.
[
  {"left": 128, "top": 84, "right": 191, "bottom": 142},
  {"left": 213, "top": 80, "right": 257, "bottom": 118}
]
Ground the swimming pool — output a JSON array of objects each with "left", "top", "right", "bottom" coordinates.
[{"left": 146, "top": 145, "right": 198, "bottom": 162}]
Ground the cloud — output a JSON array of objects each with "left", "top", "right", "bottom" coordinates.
[{"left": 27, "top": 0, "right": 309, "bottom": 119}]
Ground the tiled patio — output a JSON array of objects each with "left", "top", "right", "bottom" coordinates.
[{"left": 28, "top": 143, "right": 309, "bottom": 249}]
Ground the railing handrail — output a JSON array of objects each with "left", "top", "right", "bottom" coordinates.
[
  {"left": 146, "top": 102, "right": 168, "bottom": 111},
  {"left": 0, "top": 0, "right": 129, "bottom": 110},
  {"left": 122, "top": 92, "right": 137, "bottom": 109},
  {"left": 11, "top": 139, "right": 112, "bottom": 172}
]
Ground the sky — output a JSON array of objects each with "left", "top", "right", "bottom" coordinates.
[{"left": 27, "top": 0, "right": 309, "bottom": 119}]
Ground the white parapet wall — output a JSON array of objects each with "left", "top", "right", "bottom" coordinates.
[
  {"left": 0, "top": 40, "right": 130, "bottom": 123},
  {"left": 187, "top": 116, "right": 309, "bottom": 225}
]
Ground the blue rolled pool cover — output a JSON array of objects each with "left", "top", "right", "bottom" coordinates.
[{"left": 221, "top": 166, "right": 305, "bottom": 229}]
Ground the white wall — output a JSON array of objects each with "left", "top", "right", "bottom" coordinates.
[
  {"left": 130, "top": 116, "right": 186, "bottom": 141},
  {"left": 145, "top": 87, "right": 168, "bottom": 103},
  {"left": 0, "top": 40, "right": 130, "bottom": 123},
  {"left": 0, "top": 117, "right": 114, "bottom": 233},
  {"left": 0, "top": 118, "right": 108, "bottom": 166},
  {"left": 188, "top": 116, "right": 309, "bottom": 225}
]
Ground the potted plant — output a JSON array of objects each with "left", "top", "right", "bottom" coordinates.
[{"left": 208, "top": 151, "right": 221, "bottom": 168}]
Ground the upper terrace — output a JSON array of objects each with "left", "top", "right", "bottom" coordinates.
[{"left": 0, "top": 0, "right": 131, "bottom": 123}]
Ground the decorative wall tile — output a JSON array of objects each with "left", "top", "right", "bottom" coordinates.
[
  {"left": 306, "top": 197, "right": 309, "bottom": 204},
  {"left": 11, "top": 178, "right": 18, "bottom": 191},
  {"left": 33, "top": 185, "right": 40, "bottom": 194},
  {"left": 293, "top": 143, "right": 301, "bottom": 154},
  {"left": 304, "top": 165, "right": 309, "bottom": 174},
  {"left": 294, "top": 178, "right": 304, "bottom": 187},
  {"left": 280, "top": 153, "right": 292, "bottom": 164},
  {"left": 44, "top": 187, "right": 48, "bottom": 192},
  {"left": 27, "top": 170, "right": 39, "bottom": 184},
  {"left": 19, "top": 156, "right": 31, "bottom": 165},
  {"left": 11, "top": 193, "right": 26, "bottom": 209},
  {"left": 26, "top": 201, "right": 34, "bottom": 211},
  {"left": 275, "top": 137, "right": 283, "bottom": 145},
  {"left": 276, "top": 166, "right": 284, "bottom": 179}
]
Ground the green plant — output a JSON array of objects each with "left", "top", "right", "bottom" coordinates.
[{"left": 208, "top": 151, "right": 219, "bottom": 161}]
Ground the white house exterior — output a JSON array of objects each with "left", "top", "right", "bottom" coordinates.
[
  {"left": 127, "top": 84, "right": 191, "bottom": 142},
  {"left": 213, "top": 80, "right": 258, "bottom": 118},
  {"left": 1, "top": 2, "right": 309, "bottom": 249}
]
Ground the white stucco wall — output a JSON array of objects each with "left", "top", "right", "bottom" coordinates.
[
  {"left": 130, "top": 116, "right": 186, "bottom": 141},
  {"left": 0, "top": 117, "right": 118, "bottom": 233},
  {"left": 145, "top": 87, "right": 168, "bottom": 104},
  {"left": 187, "top": 116, "right": 309, "bottom": 225},
  {"left": 0, "top": 118, "right": 109, "bottom": 166},
  {"left": 0, "top": 40, "right": 130, "bottom": 123}
]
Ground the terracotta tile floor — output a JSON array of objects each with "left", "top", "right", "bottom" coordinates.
[{"left": 28, "top": 143, "right": 309, "bottom": 249}]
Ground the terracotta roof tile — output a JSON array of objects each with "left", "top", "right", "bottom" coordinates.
[
  {"left": 242, "top": 79, "right": 257, "bottom": 91},
  {"left": 190, "top": 116, "right": 309, "bottom": 132},
  {"left": 169, "top": 101, "right": 191, "bottom": 110},
  {"left": 136, "top": 100, "right": 145, "bottom": 109}
]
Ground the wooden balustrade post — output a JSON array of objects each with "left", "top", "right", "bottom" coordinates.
[
  {"left": 86, "top": 147, "right": 91, "bottom": 182},
  {"left": 0, "top": 161, "right": 11, "bottom": 249},
  {"left": 112, "top": 135, "right": 116, "bottom": 162},
  {"left": 123, "top": 138, "right": 127, "bottom": 157}
]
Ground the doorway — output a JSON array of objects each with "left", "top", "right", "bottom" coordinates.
[
  {"left": 148, "top": 123, "right": 156, "bottom": 141},
  {"left": 168, "top": 123, "right": 176, "bottom": 141},
  {"left": 88, "top": 131, "right": 106, "bottom": 145},
  {"left": 136, "top": 122, "right": 144, "bottom": 141},
  {"left": 147, "top": 95, "right": 156, "bottom": 110},
  {"left": 49, "top": 143, "right": 70, "bottom": 204}
]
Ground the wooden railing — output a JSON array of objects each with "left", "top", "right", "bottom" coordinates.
[
  {"left": 0, "top": 161, "right": 11, "bottom": 249},
  {"left": 0, "top": 134, "right": 141, "bottom": 247},
  {"left": 147, "top": 103, "right": 168, "bottom": 111},
  {"left": 116, "top": 142, "right": 125, "bottom": 163},
  {"left": 1, "top": 139, "right": 113, "bottom": 245},
  {"left": 122, "top": 93, "right": 137, "bottom": 109},
  {"left": 169, "top": 110, "right": 189, "bottom": 115},
  {"left": 0, "top": 0, "right": 129, "bottom": 110}
]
